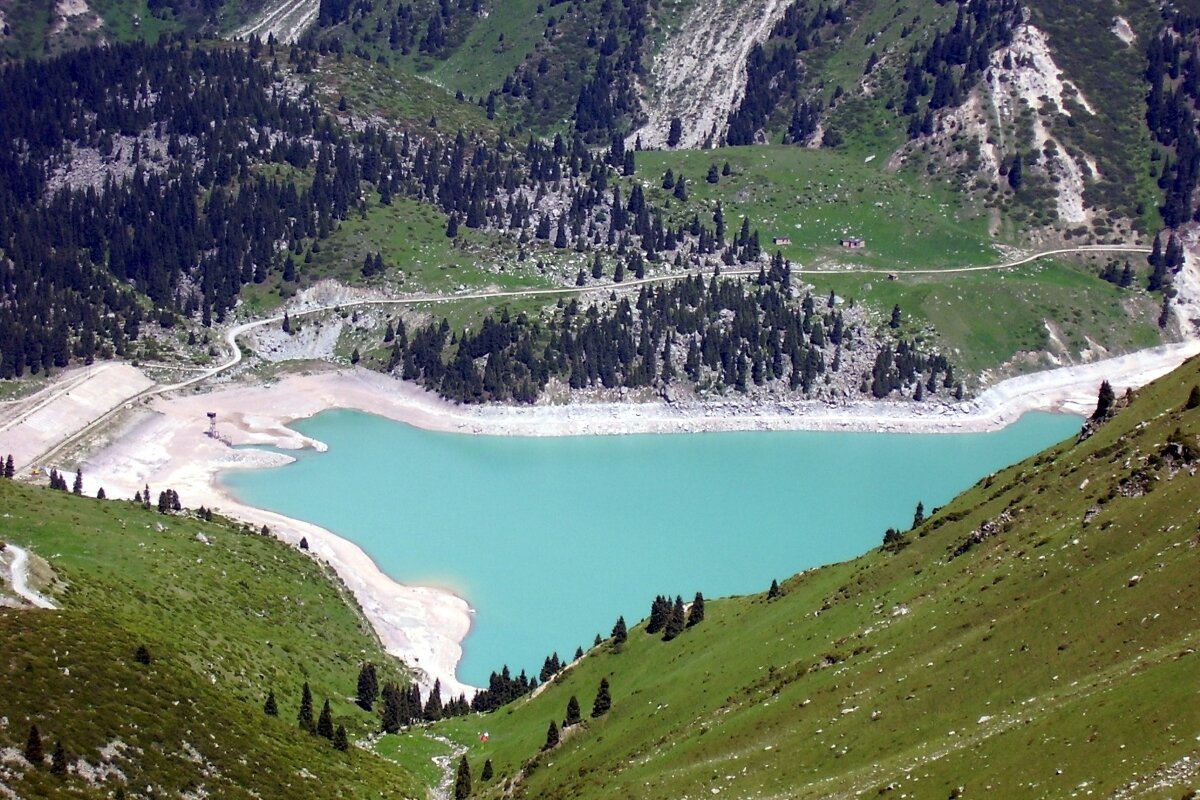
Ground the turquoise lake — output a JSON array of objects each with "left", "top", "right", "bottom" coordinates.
[{"left": 222, "top": 410, "right": 1081, "bottom": 686}]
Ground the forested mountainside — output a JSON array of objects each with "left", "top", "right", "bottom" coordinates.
[
  {"left": 1, "top": 33, "right": 973, "bottom": 405},
  {"left": 422, "top": 355, "right": 1200, "bottom": 800},
  {"left": 0, "top": 0, "right": 1196, "bottom": 401},
  {"left": 298, "top": 0, "right": 1197, "bottom": 234}
]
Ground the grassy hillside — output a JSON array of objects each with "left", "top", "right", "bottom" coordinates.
[
  {"left": 0, "top": 481, "right": 423, "bottom": 799},
  {"left": 419, "top": 356, "right": 1200, "bottom": 798},
  {"left": 631, "top": 145, "right": 1164, "bottom": 376}
]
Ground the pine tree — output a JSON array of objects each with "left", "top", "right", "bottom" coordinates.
[
  {"left": 686, "top": 592, "right": 705, "bottom": 627},
  {"left": 51, "top": 741, "right": 67, "bottom": 775},
  {"left": 1092, "top": 380, "right": 1116, "bottom": 421},
  {"left": 317, "top": 699, "right": 335, "bottom": 739},
  {"left": 357, "top": 663, "right": 379, "bottom": 710},
  {"left": 298, "top": 682, "right": 315, "bottom": 732},
  {"left": 667, "top": 117, "right": 683, "bottom": 147},
  {"left": 454, "top": 755, "right": 471, "bottom": 799},
  {"left": 591, "top": 678, "right": 611, "bottom": 717},
  {"left": 663, "top": 595, "right": 686, "bottom": 641},
  {"left": 646, "top": 595, "right": 669, "bottom": 634},
  {"left": 481, "top": 759, "right": 493, "bottom": 781},
  {"left": 333, "top": 725, "right": 349, "bottom": 751},
  {"left": 1186, "top": 385, "right": 1200, "bottom": 410},
  {"left": 264, "top": 689, "right": 278, "bottom": 716},
  {"left": 565, "top": 695, "right": 581, "bottom": 727},
  {"left": 543, "top": 719, "right": 560, "bottom": 750},
  {"left": 24, "top": 724, "right": 43, "bottom": 765}
]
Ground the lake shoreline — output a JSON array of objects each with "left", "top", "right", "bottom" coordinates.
[{"left": 65, "top": 339, "right": 1200, "bottom": 696}]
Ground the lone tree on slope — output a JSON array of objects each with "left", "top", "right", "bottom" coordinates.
[
  {"left": 453, "top": 755, "right": 471, "bottom": 800},
  {"left": 317, "top": 699, "right": 335, "bottom": 739},
  {"left": 591, "top": 678, "right": 611, "bottom": 718},
  {"left": 543, "top": 719, "right": 560, "bottom": 750},
  {"left": 564, "top": 695, "right": 582, "bottom": 727},
  {"left": 611, "top": 615, "right": 627, "bottom": 646},
  {"left": 356, "top": 662, "right": 379, "bottom": 710},
  {"left": 24, "top": 725, "right": 43, "bottom": 766},
  {"left": 1092, "top": 380, "right": 1116, "bottom": 421},
  {"left": 298, "top": 682, "right": 315, "bottom": 732}
]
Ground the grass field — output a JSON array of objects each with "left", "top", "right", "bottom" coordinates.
[
  {"left": 412, "top": 355, "right": 1200, "bottom": 798},
  {"left": 811, "top": 257, "right": 1163, "bottom": 377},
  {"left": 0, "top": 481, "right": 422, "bottom": 798},
  {"left": 632, "top": 146, "right": 998, "bottom": 269}
]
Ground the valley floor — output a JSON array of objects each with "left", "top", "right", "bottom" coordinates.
[{"left": 1, "top": 242, "right": 1199, "bottom": 696}]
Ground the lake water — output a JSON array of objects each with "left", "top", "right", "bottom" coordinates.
[{"left": 222, "top": 410, "right": 1080, "bottom": 686}]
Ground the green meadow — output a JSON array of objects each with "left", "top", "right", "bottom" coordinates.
[
  {"left": 0, "top": 482, "right": 420, "bottom": 798},
  {"left": 408, "top": 355, "right": 1200, "bottom": 799}
]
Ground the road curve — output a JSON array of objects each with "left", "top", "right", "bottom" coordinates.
[{"left": 17, "top": 244, "right": 1158, "bottom": 473}]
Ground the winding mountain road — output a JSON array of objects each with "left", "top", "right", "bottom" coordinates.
[{"left": 14, "top": 244, "right": 1170, "bottom": 473}]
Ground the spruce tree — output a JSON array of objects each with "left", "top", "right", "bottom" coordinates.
[
  {"left": 97, "top": 487, "right": 106, "bottom": 499},
  {"left": 767, "top": 579, "right": 783, "bottom": 599},
  {"left": 333, "top": 725, "right": 349, "bottom": 752},
  {"left": 72, "top": 469, "right": 83, "bottom": 495},
  {"left": 299, "top": 536, "right": 309, "bottom": 551},
  {"left": 51, "top": 741, "right": 67, "bottom": 775},
  {"left": 609, "top": 614, "right": 628, "bottom": 642},
  {"left": 646, "top": 596, "right": 669, "bottom": 634},
  {"left": 317, "top": 699, "right": 335, "bottom": 739},
  {"left": 1186, "top": 385, "right": 1200, "bottom": 410},
  {"left": 4, "top": 455, "right": 13, "bottom": 479},
  {"left": 135, "top": 645, "right": 152, "bottom": 664},
  {"left": 453, "top": 755, "right": 471, "bottom": 799},
  {"left": 481, "top": 758, "right": 493, "bottom": 781},
  {"left": 663, "top": 595, "right": 686, "bottom": 641},
  {"left": 1092, "top": 380, "right": 1116, "bottom": 420},
  {"left": 24, "top": 724, "right": 43, "bottom": 765},
  {"left": 298, "top": 682, "right": 315, "bottom": 732},
  {"left": 423, "top": 679, "right": 444, "bottom": 721},
  {"left": 264, "top": 689, "right": 278, "bottom": 716},
  {"left": 591, "top": 678, "right": 611, "bottom": 717},
  {"left": 356, "top": 662, "right": 379, "bottom": 710},
  {"left": 565, "top": 695, "right": 581, "bottom": 727},
  {"left": 912, "top": 501, "right": 925, "bottom": 529},
  {"left": 686, "top": 592, "right": 705, "bottom": 627},
  {"left": 543, "top": 719, "right": 560, "bottom": 750}
]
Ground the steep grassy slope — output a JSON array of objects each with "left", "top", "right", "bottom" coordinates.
[
  {"left": 0, "top": 482, "right": 422, "bottom": 798},
  {"left": 425, "top": 357, "right": 1200, "bottom": 798}
]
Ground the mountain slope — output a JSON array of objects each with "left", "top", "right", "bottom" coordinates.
[
  {"left": 0, "top": 482, "right": 424, "bottom": 798},
  {"left": 428, "top": 356, "right": 1200, "bottom": 798}
]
